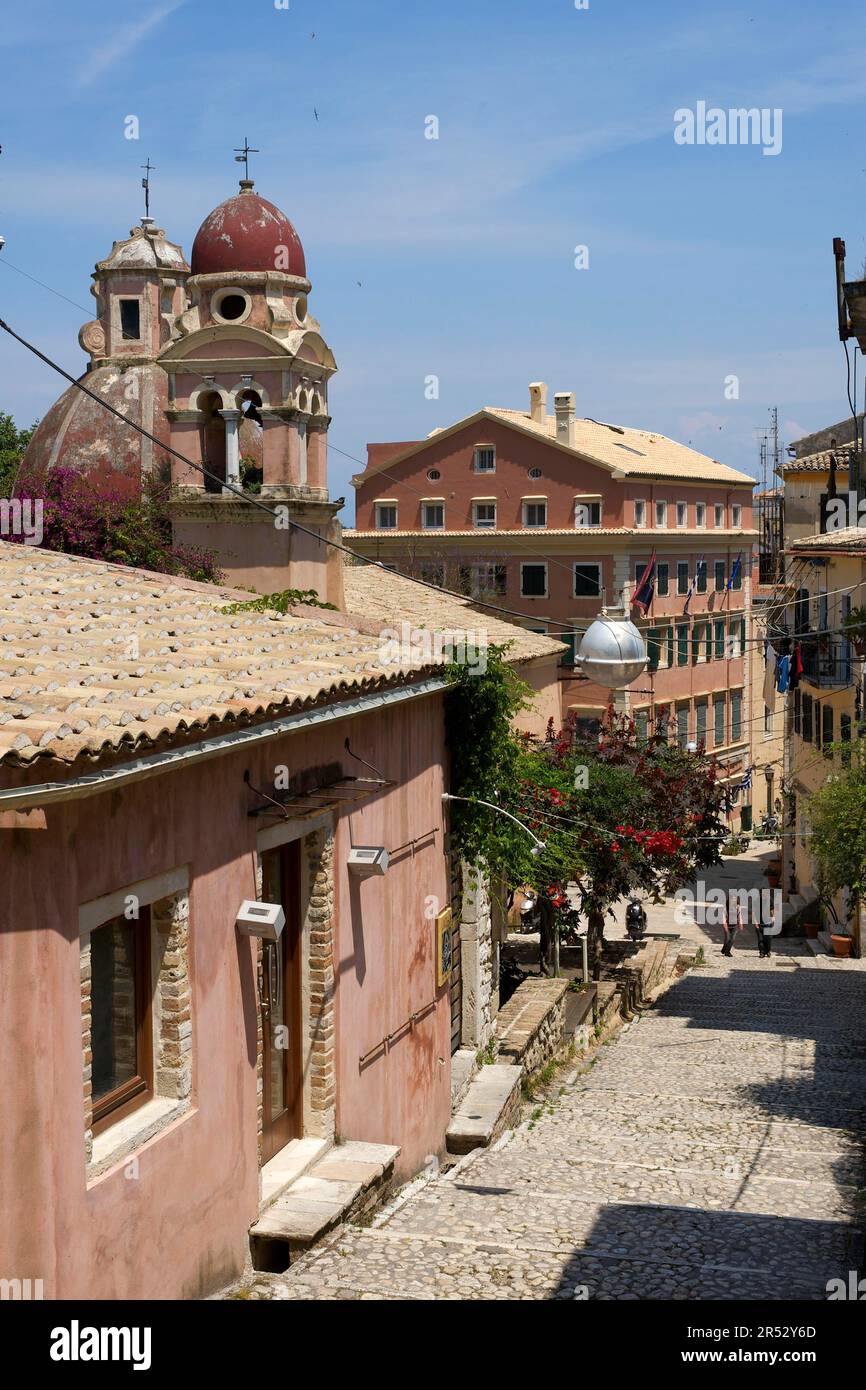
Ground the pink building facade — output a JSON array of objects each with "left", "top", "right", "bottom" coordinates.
[{"left": 349, "top": 385, "right": 758, "bottom": 818}]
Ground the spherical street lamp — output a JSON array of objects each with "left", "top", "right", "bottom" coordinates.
[{"left": 572, "top": 603, "right": 648, "bottom": 688}]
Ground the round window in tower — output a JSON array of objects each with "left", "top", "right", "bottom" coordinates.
[
  {"left": 528, "top": 467, "right": 542, "bottom": 480},
  {"left": 427, "top": 468, "right": 441, "bottom": 481},
  {"left": 212, "top": 288, "right": 251, "bottom": 323}
]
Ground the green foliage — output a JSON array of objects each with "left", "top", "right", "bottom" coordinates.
[
  {"left": 220, "top": 589, "right": 337, "bottom": 615},
  {"left": 809, "top": 753, "right": 866, "bottom": 907},
  {"left": 0, "top": 411, "right": 38, "bottom": 497},
  {"left": 444, "top": 645, "right": 535, "bottom": 877},
  {"left": 842, "top": 605, "right": 866, "bottom": 648},
  {"left": 445, "top": 659, "right": 726, "bottom": 961}
]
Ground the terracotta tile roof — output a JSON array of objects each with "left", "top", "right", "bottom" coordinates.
[
  {"left": 486, "top": 409, "right": 755, "bottom": 483},
  {"left": 354, "top": 406, "right": 755, "bottom": 487},
  {"left": 342, "top": 562, "right": 566, "bottom": 662},
  {"left": 344, "top": 527, "right": 632, "bottom": 539},
  {"left": 781, "top": 443, "right": 853, "bottom": 474},
  {"left": 0, "top": 543, "right": 449, "bottom": 768},
  {"left": 344, "top": 527, "right": 756, "bottom": 540},
  {"left": 789, "top": 527, "right": 866, "bottom": 553}
]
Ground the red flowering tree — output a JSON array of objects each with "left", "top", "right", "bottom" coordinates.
[{"left": 508, "top": 707, "right": 727, "bottom": 972}]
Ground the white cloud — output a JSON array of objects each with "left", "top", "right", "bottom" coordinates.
[{"left": 76, "top": 2, "right": 185, "bottom": 89}]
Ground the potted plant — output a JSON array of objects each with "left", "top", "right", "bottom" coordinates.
[
  {"left": 843, "top": 605, "right": 866, "bottom": 657},
  {"left": 830, "top": 930, "right": 853, "bottom": 958},
  {"left": 802, "top": 901, "right": 822, "bottom": 939},
  {"left": 766, "top": 855, "right": 782, "bottom": 889}
]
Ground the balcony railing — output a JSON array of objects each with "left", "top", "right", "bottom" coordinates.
[{"left": 799, "top": 638, "right": 854, "bottom": 687}]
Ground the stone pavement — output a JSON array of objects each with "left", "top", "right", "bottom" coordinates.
[{"left": 230, "top": 858, "right": 866, "bottom": 1301}]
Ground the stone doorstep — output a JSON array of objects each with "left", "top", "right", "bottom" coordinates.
[
  {"left": 446, "top": 1063, "right": 522, "bottom": 1156},
  {"left": 260, "top": 1136, "right": 331, "bottom": 1211},
  {"left": 250, "top": 1140, "right": 401, "bottom": 1252},
  {"left": 450, "top": 1047, "right": 478, "bottom": 1112}
]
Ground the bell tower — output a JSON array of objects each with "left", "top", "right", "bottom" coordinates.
[{"left": 162, "top": 168, "right": 343, "bottom": 604}]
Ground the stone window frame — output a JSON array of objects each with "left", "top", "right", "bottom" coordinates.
[
  {"left": 110, "top": 292, "right": 147, "bottom": 351},
  {"left": 80, "top": 866, "right": 192, "bottom": 1180},
  {"left": 254, "top": 813, "right": 337, "bottom": 1171}
]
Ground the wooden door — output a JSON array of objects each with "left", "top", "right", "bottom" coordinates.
[{"left": 260, "top": 841, "right": 302, "bottom": 1162}]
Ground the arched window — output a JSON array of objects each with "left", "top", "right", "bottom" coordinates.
[
  {"left": 199, "top": 391, "right": 226, "bottom": 492},
  {"left": 238, "top": 390, "right": 264, "bottom": 489}
]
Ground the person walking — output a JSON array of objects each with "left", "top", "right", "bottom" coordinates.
[
  {"left": 722, "top": 898, "right": 743, "bottom": 956},
  {"left": 755, "top": 900, "right": 775, "bottom": 959}
]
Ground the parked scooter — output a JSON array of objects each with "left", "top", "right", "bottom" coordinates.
[
  {"left": 625, "top": 896, "right": 647, "bottom": 943},
  {"left": 755, "top": 812, "right": 780, "bottom": 840}
]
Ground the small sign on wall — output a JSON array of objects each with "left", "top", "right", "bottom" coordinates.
[{"left": 435, "top": 907, "right": 453, "bottom": 987}]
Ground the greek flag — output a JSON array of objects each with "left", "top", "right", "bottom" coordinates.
[
  {"left": 739, "top": 765, "right": 754, "bottom": 792},
  {"left": 727, "top": 553, "right": 742, "bottom": 590},
  {"left": 684, "top": 555, "right": 705, "bottom": 614}
]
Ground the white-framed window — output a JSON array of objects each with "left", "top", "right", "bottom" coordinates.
[
  {"left": 522, "top": 499, "right": 547, "bottom": 528},
  {"left": 696, "top": 502, "right": 707, "bottom": 528},
  {"left": 634, "top": 499, "right": 647, "bottom": 528},
  {"left": 473, "top": 445, "right": 496, "bottom": 473},
  {"left": 574, "top": 562, "right": 601, "bottom": 598},
  {"left": 732, "top": 503, "right": 742, "bottom": 528},
  {"left": 375, "top": 502, "right": 398, "bottom": 529},
  {"left": 764, "top": 703, "right": 772, "bottom": 737},
  {"left": 472, "top": 500, "right": 497, "bottom": 528},
  {"left": 521, "top": 562, "right": 548, "bottom": 597},
  {"left": 470, "top": 563, "right": 507, "bottom": 596},
  {"left": 714, "top": 503, "right": 725, "bottom": 528},
  {"left": 528, "top": 467, "right": 543, "bottom": 480},
  {"left": 421, "top": 501, "right": 445, "bottom": 529},
  {"left": 676, "top": 501, "right": 687, "bottom": 528},
  {"left": 655, "top": 500, "right": 668, "bottom": 528},
  {"left": 575, "top": 497, "right": 602, "bottom": 528}
]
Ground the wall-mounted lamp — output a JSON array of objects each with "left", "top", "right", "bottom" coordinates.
[
  {"left": 348, "top": 846, "right": 390, "bottom": 877},
  {"left": 236, "top": 900, "right": 285, "bottom": 941}
]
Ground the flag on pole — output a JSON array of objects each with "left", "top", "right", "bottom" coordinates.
[
  {"left": 739, "top": 765, "right": 754, "bottom": 792},
  {"left": 684, "top": 555, "right": 705, "bottom": 614},
  {"left": 632, "top": 550, "right": 657, "bottom": 615},
  {"left": 726, "top": 552, "right": 742, "bottom": 591}
]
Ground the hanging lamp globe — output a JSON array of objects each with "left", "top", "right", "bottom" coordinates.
[{"left": 573, "top": 604, "right": 647, "bottom": 688}]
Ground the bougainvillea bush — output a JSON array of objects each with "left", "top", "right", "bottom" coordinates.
[
  {"left": 445, "top": 655, "right": 727, "bottom": 972},
  {"left": 10, "top": 465, "right": 222, "bottom": 584}
]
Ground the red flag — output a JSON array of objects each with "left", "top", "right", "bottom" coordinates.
[{"left": 632, "top": 550, "right": 657, "bottom": 615}]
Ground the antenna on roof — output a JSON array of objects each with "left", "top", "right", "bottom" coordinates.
[{"left": 140, "top": 158, "right": 155, "bottom": 221}]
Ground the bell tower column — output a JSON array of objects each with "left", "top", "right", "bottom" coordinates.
[{"left": 220, "top": 408, "right": 242, "bottom": 491}]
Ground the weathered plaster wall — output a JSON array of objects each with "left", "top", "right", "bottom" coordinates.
[{"left": 0, "top": 690, "right": 450, "bottom": 1300}]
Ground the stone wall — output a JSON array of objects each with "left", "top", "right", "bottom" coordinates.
[
  {"left": 458, "top": 861, "right": 495, "bottom": 1048},
  {"left": 495, "top": 977, "right": 570, "bottom": 1076},
  {"left": 306, "top": 828, "right": 336, "bottom": 1139}
]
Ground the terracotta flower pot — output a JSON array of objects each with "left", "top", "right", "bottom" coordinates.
[
  {"left": 804, "top": 922, "right": 820, "bottom": 940},
  {"left": 831, "top": 934, "right": 853, "bottom": 958}
]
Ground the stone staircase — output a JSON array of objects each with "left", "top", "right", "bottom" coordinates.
[{"left": 250, "top": 1139, "right": 400, "bottom": 1272}]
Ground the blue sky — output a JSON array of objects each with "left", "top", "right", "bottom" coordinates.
[{"left": 1, "top": 0, "right": 865, "bottom": 517}]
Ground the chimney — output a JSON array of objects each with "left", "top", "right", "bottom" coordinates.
[
  {"left": 528, "top": 381, "right": 548, "bottom": 424},
  {"left": 554, "top": 391, "right": 575, "bottom": 446}
]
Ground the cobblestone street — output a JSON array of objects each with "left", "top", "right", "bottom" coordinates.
[{"left": 235, "top": 905, "right": 866, "bottom": 1301}]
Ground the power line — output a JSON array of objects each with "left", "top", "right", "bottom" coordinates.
[{"left": 0, "top": 315, "right": 594, "bottom": 635}]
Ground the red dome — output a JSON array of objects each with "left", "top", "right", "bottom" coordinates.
[{"left": 190, "top": 186, "right": 306, "bottom": 278}]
